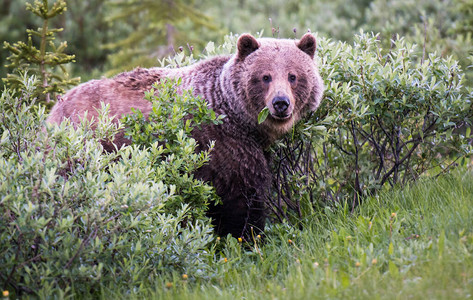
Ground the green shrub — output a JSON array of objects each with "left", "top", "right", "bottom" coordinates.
[
  {"left": 271, "top": 32, "right": 473, "bottom": 223},
  {"left": 0, "top": 77, "right": 219, "bottom": 297},
  {"left": 121, "top": 78, "right": 224, "bottom": 218}
]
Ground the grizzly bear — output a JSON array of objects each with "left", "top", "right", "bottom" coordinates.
[{"left": 47, "top": 33, "right": 324, "bottom": 238}]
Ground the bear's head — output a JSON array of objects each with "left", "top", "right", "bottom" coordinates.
[{"left": 222, "top": 33, "right": 324, "bottom": 143}]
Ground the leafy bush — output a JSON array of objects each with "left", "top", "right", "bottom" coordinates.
[
  {"left": 121, "top": 78, "right": 224, "bottom": 218},
  {"left": 271, "top": 32, "right": 473, "bottom": 222},
  {"left": 0, "top": 77, "right": 219, "bottom": 297}
]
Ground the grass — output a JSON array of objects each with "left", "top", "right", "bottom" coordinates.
[{"left": 92, "top": 169, "right": 473, "bottom": 299}]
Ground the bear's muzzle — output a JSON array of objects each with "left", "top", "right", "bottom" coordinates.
[{"left": 271, "top": 96, "right": 292, "bottom": 119}]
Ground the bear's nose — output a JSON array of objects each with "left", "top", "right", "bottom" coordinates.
[{"left": 272, "top": 96, "right": 290, "bottom": 115}]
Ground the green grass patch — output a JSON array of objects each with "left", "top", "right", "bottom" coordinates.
[{"left": 95, "top": 169, "right": 473, "bottom": 299}]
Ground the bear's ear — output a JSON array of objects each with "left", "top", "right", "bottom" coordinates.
[
  {"left": 297, "top": 33, "right": 317, "bottom": 59},
  {"left": 237, "top": 34, "right": 260, "bottom": 60}
]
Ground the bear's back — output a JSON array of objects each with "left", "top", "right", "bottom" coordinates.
[{"left": 47, "top": 55, "right": 231, "bottom": 126}]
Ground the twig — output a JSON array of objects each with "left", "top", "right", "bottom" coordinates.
[
  {"left": 64, "top": 226, "right": 99, "bottom": 269},
  {"left": 421, "top": 16, "right": 427, "bottom": 65}
]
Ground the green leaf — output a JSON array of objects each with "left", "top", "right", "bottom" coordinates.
[
  {"left": 388, "top": 242, "right": 394, "bottom": 255},
  {"left": 438, "top": 230, "right": 445, "bottom": 258},
  {"left": 340, "top": 271, "right": 350, "bottom": 288},
  {"left": 388, "top": 261, "right": 399, "bottom": 278},
  {"left": 258, "top": 107, "right": 270, "bottom": 124}
]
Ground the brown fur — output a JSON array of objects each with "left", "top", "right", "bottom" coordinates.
[{"left": 47, "top": 33, "right": 324, "bottom": 238}]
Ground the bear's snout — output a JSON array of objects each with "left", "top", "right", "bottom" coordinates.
[{"left": 271, "top": 96, "right": 291, "bottom": 118}]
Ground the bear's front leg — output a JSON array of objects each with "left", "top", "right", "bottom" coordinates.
[
  {"left": 208, "top": 185, "right": 267, "bottom": 239},
  {"left": 196, "top": 140, "right": 272, "bottom": 239}
]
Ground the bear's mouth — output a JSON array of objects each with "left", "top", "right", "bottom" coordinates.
[{"left": 270, "top": 112, "right": 293, "bottom": 122}]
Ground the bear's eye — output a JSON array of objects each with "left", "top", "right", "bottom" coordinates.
[
  {"left": 262, "top": 75, "right": 272, "bottom": 83},
  {"left": 288, "top": 74, "right": 297, "bottom": 83}
]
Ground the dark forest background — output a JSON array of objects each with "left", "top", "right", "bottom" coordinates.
[{"left": 1, "top": 0, "right": 472, "bottom": 84}]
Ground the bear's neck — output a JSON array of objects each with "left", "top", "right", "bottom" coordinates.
[{"left": 221, "top": 116, "right": 275, "bottom": 148}]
